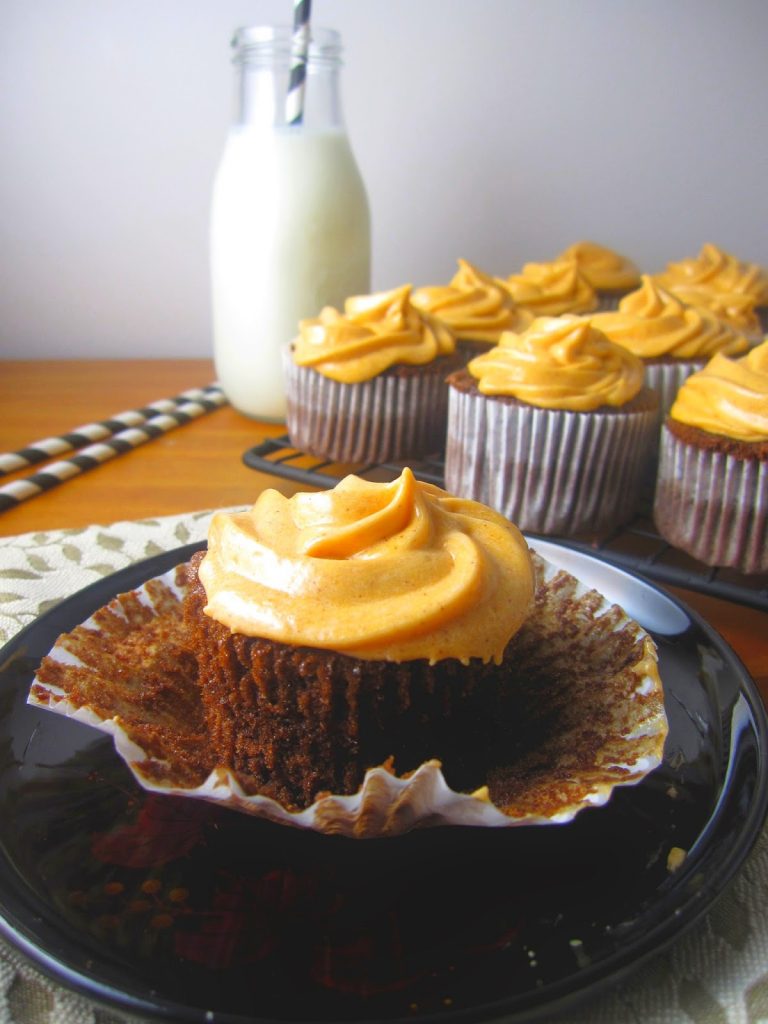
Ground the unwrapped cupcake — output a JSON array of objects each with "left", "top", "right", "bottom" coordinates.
[
  {"left": 557, "top": 241, "right": 641, "bottom": 310},
  {"left": 411, "top": 258, "right": 532, "bottom": 356},
  {"left": 591, "top": 275, "right": 750, "bottom": 421},
  {"left": 284, "top": 284, "right": 461, "bottom": 462},
  {"left": 501, "top": 259, "right": 598, "bottom": 317},
  {"left": 654, "top": 242, "right": 768, "bottom": 334},
  {"left": 445, "top": 316, "right": 658, "bottom": 536},
  {"left": 653, "top": 338, "right": 768, "bottom": 573},
  {"left": 30, "top": 469, "right": 668, "bottom": 837}
]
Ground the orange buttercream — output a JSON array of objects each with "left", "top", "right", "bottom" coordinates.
[
  {"left": 411, "top": 259, "right": 532, "bottom": 343},
  {"left": 669, "top": 338, "right": 768, "bottom": 442},
  {"left": 591, "top": 276, "right": 750, "bottom": 361},
  {"left": 467, "top": 316, "right": 644, "bottom": 411},
  {"left": 291, "top": 285, "right": 455, "bottom": 383},
  {"left": 659, "top": 284, "right": 762, "bottom": 340},
  {"left": 556, "top": 241, "right": 640, "bottom": 293},
  {"left": 502, "top": 260, "right": 598, "bottom": 316},
  {"left": 199, "top": 468, "right": 535, "bottom": 665},
  {"left": 655, "top": 243, "right": 768, "bottom": 306}
]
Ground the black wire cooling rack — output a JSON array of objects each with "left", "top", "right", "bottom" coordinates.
[{"left": 243, "top": 435, "right": 768, "bottom": 614}]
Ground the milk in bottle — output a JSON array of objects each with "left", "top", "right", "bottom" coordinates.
[{"left": 210, "top": 27, "right": 370, "bottom": 421}]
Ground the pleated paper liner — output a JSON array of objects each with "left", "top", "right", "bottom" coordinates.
[{"left": 28, "top": 551, "right": 667, "bottom": 839}]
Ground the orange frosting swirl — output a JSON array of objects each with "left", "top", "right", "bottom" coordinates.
[
  {"left": 411, "top": 259, "right": 532, "bottom": 343},
  {"left": 660, "top": 283, "right": 762, "bottom": 339},
  {"left": 467, "top": 316, "right": 644, "bottom": 411},
  {"left": 199, "top": 468, "right": 535, "bottom": 665},
  {"left": 557, "top": 241, "right": 640, "bottom": 292},
  {"left": 291, "top": 285, "right": 456, "bottom": 383},
  {"left": 503, "top": 260, "right": 598, "bottom": 316},
  {"left": 669, "top": 339, "right": 768, "bottom": 442},
  {"left": 655, "top": 243, "right": 768, "bottom": 306},
  {"left": 591, "top": 276, "right": 750, "bottom": 361}
]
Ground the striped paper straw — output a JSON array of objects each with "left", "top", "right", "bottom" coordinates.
[
  {"left": 0, "top": 384, "right": 223, "bottom": 478},
  {"left": 0, "top": 390, "right": 227, "bottom": 513},
  {"left": 285, "top": 0, "right": 312, "bottom": 125}
]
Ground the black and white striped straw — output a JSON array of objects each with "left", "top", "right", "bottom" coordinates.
[
  {"left": 0, "top": 383, "right": 224, "bottom": 478},
  {"left": 0, "top": 389, "right": 227, "bottom": 513},
  {"left": 285, "top": 0, "right": 312, "bottom": 125}
]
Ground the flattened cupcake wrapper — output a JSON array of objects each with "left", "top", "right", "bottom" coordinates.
[
  {"left": 283, "top": 351, "right": 450, "bottom": 462},
  {"left": 445, "top": 389, "right": 658, "bottom": 537},
  {"left": 28, "top": 552, "right": 667, "bottom": 839},
  {"left": 653, "top": 427, "right": 768, "bottom": 573}
]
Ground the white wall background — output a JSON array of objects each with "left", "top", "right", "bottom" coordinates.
[{"left": 1, "top": 0, "right": 766, "bottom": 359}]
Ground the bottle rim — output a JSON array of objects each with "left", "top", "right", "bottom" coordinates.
[{"left": 231, "top": 25, "right": 342, "bottom": 65}]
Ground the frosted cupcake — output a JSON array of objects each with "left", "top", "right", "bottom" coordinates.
[
  {"left": 501, "top": 259, "right": 598, "bottom": 317},
  {"left": 654, "top": 243, "right": 768, "bottom": 333},
  {"left": 591, "top": 275, "right": 750, "bottom": 421},
  {"left": 557, "top": 241, "right": 641, "bottom": 310},
  {"left": 185, "top": 468, "right": 535, "bottom": 808},
  {"left": 411, "top": 258, "right": 532, "bottom": 356},
  {"left": 653, "top": 339, "right": 768, "bottom": 573},
  {"left": 284, "top": 284, "right": 461, "bottom": 462},
  {"left": 445, "top": 316, "right": 658, "bottom": 536}
]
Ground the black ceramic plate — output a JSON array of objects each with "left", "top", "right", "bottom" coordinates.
[{"left": 0, "top": 540, "right": 766, "bottom": 1024}]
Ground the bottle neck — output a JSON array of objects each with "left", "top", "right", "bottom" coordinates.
[{"left": 231, "top": 26, "right": 345, "bottom": 131}]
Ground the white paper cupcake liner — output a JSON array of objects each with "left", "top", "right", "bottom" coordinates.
[
  {"left": 283, "top": 350, "right": 454, "bottom": 462},
  {"left": 445, "top": 388, "right": 658, "bottom": 536},
  {"left": 28, "top": 552, "right": 667, "bottom": 839},
  {"left": 644, "top": 360, "right": 704, "bottom": 424},
  {"left": 653, "top": 426, "right": 768, "bottom": 573}
]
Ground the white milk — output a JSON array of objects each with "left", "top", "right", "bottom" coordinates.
[{"left": 210, "top": 126, "right": 371, "bottom": 421}]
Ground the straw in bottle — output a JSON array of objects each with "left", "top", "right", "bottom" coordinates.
[{"left": 285, "top": 0, "right": 312, "bottom": 124}]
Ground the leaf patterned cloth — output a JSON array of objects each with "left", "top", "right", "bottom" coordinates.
[{"left": 0, "top": 510, "right": 767, "bottom": 1024}]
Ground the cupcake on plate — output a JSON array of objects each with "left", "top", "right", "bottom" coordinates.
[
  {"left": 184, "top": 468, "right": 536, "bottom": 808},
  {"left": 556, "top": 241, "right": 641, "bottom": 310},
  {"left": 653, "top": 339, "right": 768, "bottom": 574},
  {"left": 411, "top": 258, "right": 532, "bottom": 357},
  {"left": 284, "top": 284, "right": 461, "bottom": 462},
  {"left": 654, "top": 242, "right": 768, "bottom": 333},
  {"left": 501, "top": 259, "right": 598, "bottom": 317},
  {"left": 445, "top": 316, "right": 658, "bottom": 537},
  {"left": 591, "top": 275, "right": 750, "bottom": 421}
]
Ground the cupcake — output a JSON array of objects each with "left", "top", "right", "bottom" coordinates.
[
  {"left": 658, "top": 284, "right": 762, "bottom": 344},
  {"left": 591, "top": 275, "right": 750, "bottom": 421},
  {"left": 31, "top": 482, "right": 668, "bottom": 834},
  {"left": 557, "top": 241, "right": 641, "bottom": 310},
  {"left": 184, "top": 468, "right": 536, "bottom": 808},
  {"left": 501, "top": 259, "right": 598, "bottom": 317},
  {"left": 411, "top": 258, "right": 532, "bottom": 356},
  {"left": 653, "top": 339, "right": 768, "bottom": 574},
  {"left": 654, "top": 243, "right": 768, "bottom": 333},
  {"left": 445, "top": 316, "right": 658, "bottom": 537},
  {"left": 284, "top": 284, "right": 461, "bottom": 462}
]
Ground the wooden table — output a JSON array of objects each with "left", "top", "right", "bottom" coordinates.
[{"left": 1, "top": 358, "right": 766, "bottom": 704}]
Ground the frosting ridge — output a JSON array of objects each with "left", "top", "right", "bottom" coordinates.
[
  {"left": 502, "top": 260, "right": 598, "bottom": 316},
  {"left": 291, "top": 285, "right": 456, "bottom": 383},
  {"left": 467, "top": 316, "right": 644, "bottom": 411},
  {"left": 411, "top": 259, "right": 532, "bottom": 343},
  {"left": 591, "top": 276, "right": 750, "bottom": 360},
  {"left": 557, "top": 241, "right": 640, "bottom": 292},
  {"left": 669, "top": 338, "right": 768, "bottom": 442},
  {"left": 200, "top": 469, "right": 535, "bottom": 664},
  {"left": 655, "top": 243, "right": 768, "bottom": 306}
]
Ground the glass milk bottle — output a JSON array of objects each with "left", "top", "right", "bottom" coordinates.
[{"left": 210, "top": 26, "right": 371, "bottom": 421}]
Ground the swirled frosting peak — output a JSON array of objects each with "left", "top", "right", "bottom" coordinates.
[
  {"left": 503, "top": 260, "right": 598, "bottom": 316},
  {"left": 411, "top": 259, "right": 532, "bottom": 343},
  {"left": 591, "top": 276, "right": 749, "bottom": 360},
  {"left": 557, "top": 241, "right": 641, "bottom": 292},
  {"left": 291, "top": 285, "right": 456, "bottom": 383},
  {"left": 655, "top": 243, "right": 768, "bottom": 306},
  {"left": 669, "top": 338, "right": 768, "bottom": 442},
  {"left": 467, "top": 316, "right": 644, "bottom": 411},
  {"left": 200, "top": 469, "right": 535, "bottom": 664}
]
